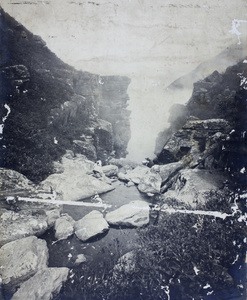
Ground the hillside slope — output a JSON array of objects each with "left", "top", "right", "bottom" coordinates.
[{"left": 0, "top": 8, "right": 131, "bottom": 182}]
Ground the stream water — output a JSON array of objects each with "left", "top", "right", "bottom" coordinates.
[
  {"left": 42, "top": 181, "right": 151, "bottom": 269},
  {"left": 1, "top": 180, "right": 245, "bottom": 300}
]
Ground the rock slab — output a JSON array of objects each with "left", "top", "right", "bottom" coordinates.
[
  {"left": 164, "top": 169, "right": 225, "bottom": 208},
  {"left": 0, "top": 236, "right": 48, "bottom": 287},
  {"left": 105, "top": 200, "right": 150, "bottom": 227},
  {"left": 11, "top": 267, "right": 69, "bottom": 300},
  {"left": 74, "top": 210, "right": 109, "bottom": 241}
]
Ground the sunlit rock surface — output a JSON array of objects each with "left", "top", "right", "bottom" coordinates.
[
  {"left": 40, "top": 153, "right": 115, "bottom": 201},
  {"left": 74, "top": 210, "right": 109, "bottom": 241},
  {"left": 0, "top": 201, "right": 61, "bottom": 246},
  {"left": 0, "top": 236, "right": 48, "bottom": 287},
  {"left": 138, "top": 168, "right": 162, "bottom": 195},
  {"left": 105, "top": 200, "right": 150, "bottom": 227},
  {"left": 11, "top": 267, "right": 69, "bottom": 300},
  {"left": 163, "top": 169, "right": 225, "bottom": 208},
  {"left": 54, "top": 214, "right": 75, "bottom": 240}
]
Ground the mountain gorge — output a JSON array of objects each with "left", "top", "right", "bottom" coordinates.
[{"left": 0, "top": 8, "right": 131, "bottom": 182}]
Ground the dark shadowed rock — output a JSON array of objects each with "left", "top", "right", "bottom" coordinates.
[
  {"left": 0, "top": 236, "right": 48, "bottom": 287},
  {"left": 74, "top": 210, "right": 109, "bottom": 241},
  {"left": 0, "top": 168, "right": 38, "bottom": 198},
  {"left": 105, "top": 200, "right": 150, "bottom": 227},
  {"left": 11, "top": 267, "right": 69, "bottom": 300},
  {"left": 157, "top": 119, "right": 231, "bottom": 168}
]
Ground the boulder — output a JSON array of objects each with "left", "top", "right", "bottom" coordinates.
[
  {"left": 74, "top": 210, "right": 109, "bottom": 241},
  {"left": 105, "top": 200, "right": 150, "bottom": 227},
  {"left": 138, "top": 168, "right": 162, "bottom": 195},
  {"left": 41, "top": 155, "right": 114, "bottom": 201},
  {"left": 109, "top": 158, "right": 138, "bottom": 169},
  {"left": 54, "top": 214, "right": 75, "bottom": 240},
  {"left": 74, "top": 254, "right": 87, "bottom": 265},
  {"left": 117, "top": 172, "right": 130, "bottom": 182},
  {"left": 0, "top": 236, "right": 48, "bottom": 287},
  {"left": 158, "top": 162, "right": 184, "bottom": 184},
  {"left": 42, "top": 171, "right": 114, "bottom": 201},
  {"left": 73, "top": 140, "right": 97, "bottom": 161},
  {"left": 102, "top": 165, "right": 119, "bottom": 177},
  {"left": 0, "top": 210, "right": 48, "bottom": 246},
  {"left": 163, "top": 169, "right": 225, "bottom": 208},
  {"left": 125, "top": 166, "right": 149, "bottom": 184},
  {"left": 0, "top": 202, "right": 61, "bottom": 246},
  {"left": 45, "top": 208, "right": 61, "bottom": 227},
  {"left": 0, "top": 168, "right": 37, "bottom": 198},
  {"left": 11, "top": 267, "right": 69, "bottom": 300}
]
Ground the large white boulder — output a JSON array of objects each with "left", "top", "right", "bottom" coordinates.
[
  {"left": 138, "top": 168, "right": 162, "bottom": 195},
  {"left": 0, "top": 236, "right": 48, "bottom": 287},
  {"left": 11, "top": 267, "right": 69, "bottom": 300},
  {"left": 105, "top": 200, "right": 150, "bottom": 227},
  {"left": 74, "top": 210, "right": 109, "bottom": 241},
  {"left": 125, "top": 166, "right": 149, "bottom": 184},
  {"left": 41, "top": 153, "right": 114, "bottom": 201}
]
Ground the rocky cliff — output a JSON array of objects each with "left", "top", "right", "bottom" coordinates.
[
  {"left": 0, "top": 9, "right": 131, "bottom": 182},
  {"left": 155, "top": 60, "right": 247, "bottom": 188}
]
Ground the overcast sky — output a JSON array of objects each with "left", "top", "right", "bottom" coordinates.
[{"left": 2, "top": 0, "right": 247, "bottom": 160}]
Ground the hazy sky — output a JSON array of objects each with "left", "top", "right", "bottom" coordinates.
[{"left": 1, "top": 0, "right": 247, "bottom": 161}]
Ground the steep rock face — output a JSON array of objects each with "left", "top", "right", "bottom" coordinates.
[
  {"left": 156, "top": 60, "right": 247, "bottom": 184},
  {"left": 0, "top": 9, "right": 131, "bottom": 182}
]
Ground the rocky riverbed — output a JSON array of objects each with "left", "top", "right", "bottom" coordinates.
[{"left": 0, "top": 150, "right": 246, "bottom": 299}]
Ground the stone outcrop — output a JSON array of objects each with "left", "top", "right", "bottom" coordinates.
[
  {"left": 74, "top": 210, "right": 109, "bottom": 241},
  {"left": 156, "top": 119, "right": 231, "bottom": 168},
  {"left": 0, "top": 236, "right": 48, "bottom": 287},
  {"left": 105, "top": 200, "right": 150, "bottom": 227},
  {"left": 154, "top": 61, "right": 247, "bottom": 208},
  {"left": 11, "top": 267, "right": 69, "bottom": 300},
  {"left": 163, "top": 169, "right": 225, "bottom": 208},
  {"left": 0, "top": 9, "right": 131, "bottom": 183},
  {"left": 54, "top": 214, "right": 75, "bottom": 240}
]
